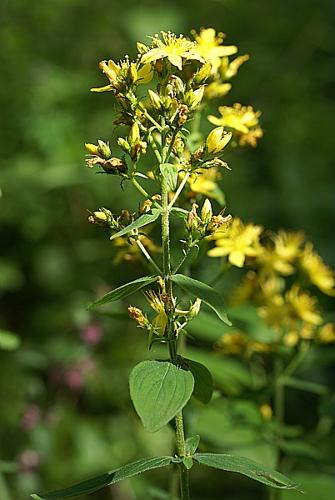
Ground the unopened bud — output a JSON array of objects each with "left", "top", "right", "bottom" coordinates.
[
  {"left": 129, "top": 122, "right": 140, "bottom": 145},
  {"left": 128, "top": 62, "right": 138, "bottom": 83},
  {"left": 117, "top": 137, "right": 131, "bottom": 154},
  {"left": 187, "top": 86, "right": 204, "bottom": 110},
  {"left": 186, "top": 203, "right": 199, "bottom": 232},
  {"left": 97, "top": 140, "right": 112, "bottom": 159},
  {"left": 148, "top": 89, "right": 162, "bottom": 109},
  {"left": 201, "top": 199, "right": 213, "bottom": 224},
  {"left": 194, "top": 62, "right": 212, "bottom": 84},
  {"left": 206, "top": 127, "right": 232, "bottom": 154},
  {"left": 189, "top": 298, "right": 202, "bottom": 319},
  {"left": 85, "top": 143, "right": 99, "bottom": 155}
]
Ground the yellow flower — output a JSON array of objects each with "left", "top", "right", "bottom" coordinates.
[
  {"left": 283, "top": 331, "right": 300, "bottom": 347},
  {"left": 208, "top": 103, "right": 262, "bottom": 147},
  {"left": 318, "top": 323, "right": 335, "bottom": 343},
  {"left": 257, "top": 230, "right": 303, "bottom": 276},
  {"left": 141, "top": 31, "right": 203, "bottom": 71},
  {"left": 220, "top": 54, "right": 250, "bottom": 80},
  {"left": 204, "top": 82, "right": 232, "bottom": 100},
  {"left": 145, "top": 291, "right": 167, "bottom": 336},
  {"left": 193, "top": 28, "right": 237, "bottom": 73},
  {"left": 186, "top": 168, "right": 225, "bottom": 205},
  {"left": 286, "top": 285, "right": 322, "bottom": 326},
  {"left": 300, "top": 243, "right": 335, "bottom": 296},
  {"left": 208, "top": 218, "right": 263, "bottom": 268},
  {"left": 274, "top": 230, "right": 304, "bottom": 261},
  {"left": 260, "top": 403, "right": 273, "bottom": 421},
  {"left": 257, "top": 231, "right": 304, "bottom": 276}
]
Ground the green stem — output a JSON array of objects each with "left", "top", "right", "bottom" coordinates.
[
  {"left": 271, "top": 358, "right": 285, "bottom": 500},
  {"left": 160, "top": 131, "right": 190, "bottom": 499}
]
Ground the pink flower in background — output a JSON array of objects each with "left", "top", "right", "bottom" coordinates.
[
  {"left": 21, "top": 404, "right": 41, "bottom": 431},
  {"left": 80, "top": 323, "right": 102, "bottom": 345},
  {"left": 19, "top": 449, "right": 40, "bottom": 473}
]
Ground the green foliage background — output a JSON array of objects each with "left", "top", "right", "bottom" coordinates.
[{"left": 0, "top": 0, "right": 334, "bottom": 498}]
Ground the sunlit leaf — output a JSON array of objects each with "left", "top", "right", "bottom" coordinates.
[{"left": 129, "top": 360, "right": 194, "bottom": 432}]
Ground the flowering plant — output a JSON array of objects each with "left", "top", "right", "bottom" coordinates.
[{"left": 31, "top": 28, "right": 334, "bottom": 500}]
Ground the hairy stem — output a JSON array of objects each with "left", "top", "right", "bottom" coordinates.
[{"left": 160, "top": 135, "right": 190, "bottom": 499}]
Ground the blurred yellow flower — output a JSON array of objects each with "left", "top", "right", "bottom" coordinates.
[
  {"left": 318, "top": 323, "right": 335, "bottom": 343},
  {"left": 142, "top": 31, "right": 203, "bottom": 71},
  {"left": 193, "top": 28, "right": 237, "bottom": 73},
  {"left": 187, "top": 168, "right": 225, "bottom": 205},
  {"left": 220, "top": 54, "right": 250, "bottom": 80},
  {"left": 300, "top": 243, "right": 335, "bottom": 296},
  {"left": 204, "top": 82, "right": 232, "bottom": 100},
  {"left": 208, "top": 103, "right": 262, "bottom": 147},
  {"left": 208, "top": 218, "right": 263, "bottom": 267},
  {"left": 286, "top": 285, "right": 322, "bottom": 326}
]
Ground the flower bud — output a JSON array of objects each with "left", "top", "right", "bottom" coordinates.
[
  {"left": 128, "top": 306, "right": 148, "bottom": 328},
  {"left": 194, "top": 62, "right": 212, "bottom": 84},
  {"left": 206, "top": 127, "right": 232, "bottom": 154},
  {"left": 188, "top": 298, "right": 202, "bottom": 319},
  {"left": 85, "top": 143, "right": 99, "bottom": 155},
  {"left": 201, "top": 199, "right": 213, "bottom": 224},
  {"left": 187, "top": 86, "right": 204, "bottom": 110},
  {"left": 186, "top": 203, "right": 199, "bottom": 232},
  {"left": 97, "top": 140, "right": 112, "bottom": 159},
  {"left": 129, "top": 122, "right": 140, "bottom": 145},
  {"left": 127, "top": 62, "right": 138, "bottom": 83},
  {"left": 117, "top": 137, "right": 131, "bottom": 154},
  {"left": 148, "top": 89, "right": 162, "bottom": 109}
]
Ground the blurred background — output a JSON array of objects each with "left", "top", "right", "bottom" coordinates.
[{"left": 1, "top": 0, "right": 335, "bottom": 498}]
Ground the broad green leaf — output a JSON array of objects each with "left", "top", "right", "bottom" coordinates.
[
  {"left": 129, "top": 360, "right": 194, "bottom": 432},
  {"left": 160, "top": 163, "right": 178, "bottom": 191},
  {"left": 88, "top": 275, "right": 157, "bottom": 310},
  {"left": 194, "top": 453, "right": 299, "bottom": 490},
  {"left": 110, "top": 209, "right": 160, "bottom": 241},
  {"left": 185, "top": 359, "right": 213, "bottom": 404},
  {"left": 31, "top": 456, "right": 173, "bottom": 499},
  {"left": 0, "top": 330, "right": 21, "bottom": 351},
  {"left": 185, "top": 435, "right": 200, "bottom": 455},
  {"left": 171, "top": 274, "right": 231, "bottom": 325}
]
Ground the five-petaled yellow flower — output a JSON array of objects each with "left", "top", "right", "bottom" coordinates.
[
  {"left": 193, "top": 28, "right": 237, "bottom": 73},
  {"left": 208, "top": 218, "right": 263, "bottom": 267},
  {"left": 142, "top": 31, "right": 203, "bottom": 71}
]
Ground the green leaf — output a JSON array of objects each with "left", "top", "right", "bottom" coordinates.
[
  {"left": 194, "top": 453, "right": 299, "bottom": 490},
  {"left": 31, "top": 456, "right": 173, "bottom": 499},
  {"left": 0, "top": 330, "right": 21, "bottom": 351},
  {"left": 160, "top": 163, "right": 178, "bottom": 191},
  {"left": 110, "top": 209, "right": 160, "bottom": 241},
  {"left": 185, "top": 435, "right": 200, "bottom": 455},
  {"left": 129, "top": 360, "right": 194, "bottom": 432},
  {"left": 88, "top": 275, "right": 157, "bottom": 310},
  {"left": 171, "top": 274, "right": 231, "bottom": 325},
  {"left": 185, "top": 359, "right": 213, "bottom": 404},
  {"left": 182, "top": 456, "right": 193, "bottom": 470}
]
